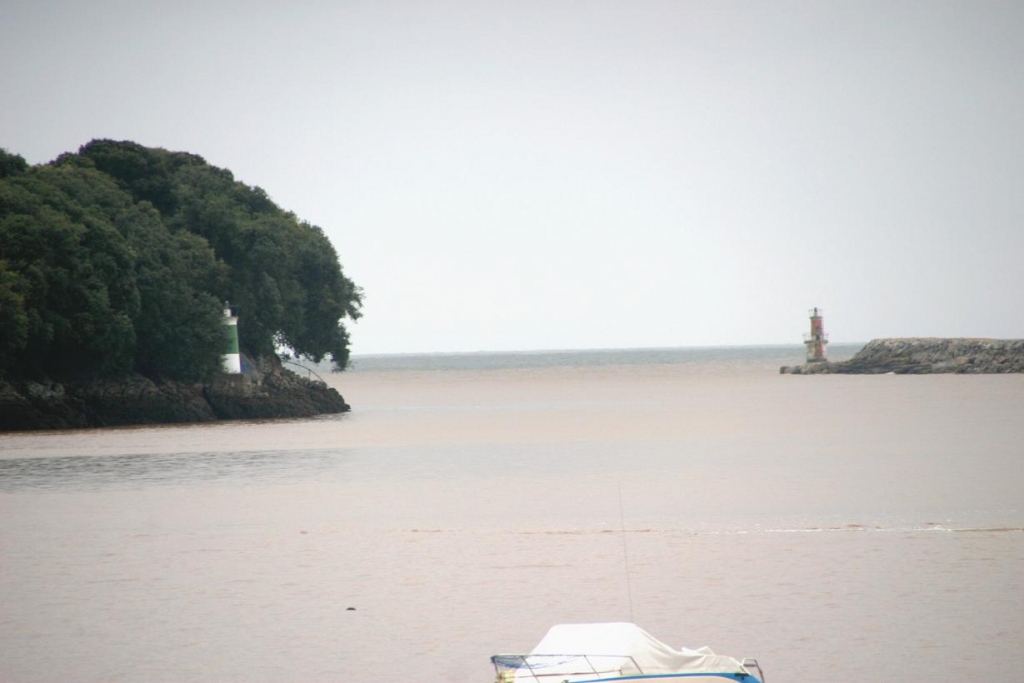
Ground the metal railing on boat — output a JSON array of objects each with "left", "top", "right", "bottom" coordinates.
[
  {"left": 491, "top": 653, "right": 641, "bottom": 681},
  {"left": 490, "top": 653, "right": 765, "bottom": 682}
]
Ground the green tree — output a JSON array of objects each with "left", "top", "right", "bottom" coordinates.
[
  {"left": 0, "top": 149, "right": 28, "bottom": 179},
  {"left": 0, "top": 259, "right": 30, "bottom": 374},
  {"left": 80, "top": 139, "right": 362, "bottom": 369},
  {"left": 112, "top": 201, "right": 227, "bottom": 380},
  {"left": 0, "top": 140, "right": 362, "bottom": 380},
  {"left": 0, "top": 164, "right": 139, "bottom": 377}
]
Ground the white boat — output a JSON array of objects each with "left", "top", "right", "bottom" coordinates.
[{"left": 490, "top": 622, "right": 764, "bottom": 682}]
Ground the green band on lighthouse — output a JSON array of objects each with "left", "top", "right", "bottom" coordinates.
[
  {"left": 225, "top": 325, "right": 240, "bottom": 354},
  {"left": 221, "top": 303, "right": 242, "bottom": 374}
]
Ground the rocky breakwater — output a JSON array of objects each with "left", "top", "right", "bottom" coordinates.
[
  {"left": 0, "top": 355, "right": 350, "bottom": 431},
  {"left": 781, "top": 338, "right": 1024, "bottom": 375}
]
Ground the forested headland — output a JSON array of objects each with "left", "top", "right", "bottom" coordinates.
[{"left": 0, "top": 140, "right": 362, "bottom": 430}]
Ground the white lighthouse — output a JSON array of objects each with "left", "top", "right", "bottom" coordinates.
[{"left": 222, "top": 302, "right": 241, "bottom": 374}]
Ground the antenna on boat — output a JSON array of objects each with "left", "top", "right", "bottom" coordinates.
[{"left": 618, "top": 481, "right": 635, "bottom": 623}]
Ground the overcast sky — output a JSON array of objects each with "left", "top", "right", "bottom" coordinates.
[{"left": 3, "top": 1, "right": 1022, "bottom": 354}]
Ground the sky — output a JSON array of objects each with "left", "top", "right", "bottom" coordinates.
[{"left": 3, "top": 1, "right": 1022, "bottom": 354}]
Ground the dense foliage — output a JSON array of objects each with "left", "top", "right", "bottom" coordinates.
[{"left": 0, "top": 141, "right": 361, "bottom": 381}]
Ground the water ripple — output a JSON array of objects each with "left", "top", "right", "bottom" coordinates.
[{"left": 0, "top": 449, "right": 349, "bottom": 492}]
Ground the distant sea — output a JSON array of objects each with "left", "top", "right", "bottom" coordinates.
[
  {"left": 1, "top": 344, "right": 1022, "bottom": 682},
  {"left": 347, "top": 342, "right": 864, "bottom": 372}
]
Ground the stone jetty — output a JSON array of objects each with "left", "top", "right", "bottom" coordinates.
[{"left": 781, "top": 338, "right": 1024, "bottom": 374}]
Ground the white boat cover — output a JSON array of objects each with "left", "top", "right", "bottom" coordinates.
[{"left": 510, "top": 622, "right": 751, "bottom": 680}]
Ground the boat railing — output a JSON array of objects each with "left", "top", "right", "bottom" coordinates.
[
  {"left": 742, "top": 659, "right": 765, "bottom": 682},
  {"left": 491, "top": 653, "right": 642, "bottom": 681}
]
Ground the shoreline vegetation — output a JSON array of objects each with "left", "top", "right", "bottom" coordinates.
[
  {"left": 1, "top": 141, "right": 361, "bottom": 431},
  {"left": 781, "top": 338, "right": 1024, "bottom": 374}
]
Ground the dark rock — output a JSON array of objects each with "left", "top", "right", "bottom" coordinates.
[
  {"left": 0, "top": 379, "right": 88, "bottom": 430},
  {"left": 205, "top": 358, "right": 349, "bottom": 420},
  {"left": 75, "top": 375, "right": 215, "bottom": 426},
  {"left": 0, "top": 355, "right": 350, "bottom": 432}
]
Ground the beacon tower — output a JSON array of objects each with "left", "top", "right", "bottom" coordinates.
[
  {"left": 804, "top": 307, "right": 828, "bottom": 363},
  {"left": 222, "top": 303, "right": 241, "bottom": 374}
]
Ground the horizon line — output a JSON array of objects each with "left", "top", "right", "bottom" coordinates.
[{"left": 349, "top": 340, "right": 870, "bottom": 358}]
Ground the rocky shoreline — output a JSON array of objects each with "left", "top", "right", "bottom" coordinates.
[
  {"left": 781, "top": 338, "right": 1024, "bottom": 374},
  {"left": 0, "top": 356, "right": 349, "bottom": 431}
]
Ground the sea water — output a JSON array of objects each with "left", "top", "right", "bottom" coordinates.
[{"left": 1, "top": 345, "right": 1022, "bottom": 682}]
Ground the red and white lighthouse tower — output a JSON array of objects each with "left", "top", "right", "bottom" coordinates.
[{"left": 804, "top": 307, "right": 828, "bottom": 362}]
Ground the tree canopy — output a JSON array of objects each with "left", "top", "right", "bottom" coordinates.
[{"left": 0, "top": 141, "right": 361, "bottom": 381}]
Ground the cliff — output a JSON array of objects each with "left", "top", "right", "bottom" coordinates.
[
  {"left": 781, "top": 338, "right": 1024, "bottom": 374},
  {"left": 0, "top": 356, "right": 349, "bottom": 431}
]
